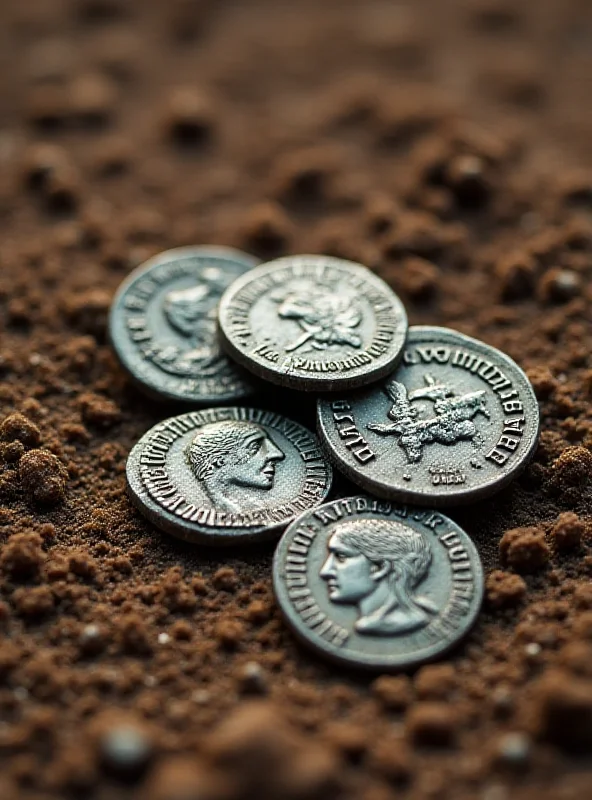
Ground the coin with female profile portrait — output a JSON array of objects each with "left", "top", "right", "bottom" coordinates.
[
  {"left": 126, "top": 408, "right": 333, "bottom": 544},
  {"left": 109, "top": 246, "right": 260, "bottom": 404},
  {"left": 273, "top": 495, "right": 483, "bottom": 670},
  {"left": 217, "top": 255, "right": 408, "bottom": 391}
]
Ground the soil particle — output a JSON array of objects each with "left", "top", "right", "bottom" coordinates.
[
  {"left": 486, "top": 569, "right": 527, "bottom": 608},
  {"left": 371, "top": 675, "right": 414, "bottom": 711},
  {"left": 0, "top": 413, "right": 41, "bottom": 450},
  {"left": 499, "top": 527, "right": 550, "bottom": 573},
  {"left": 532, "top": 670, "right": 592, "bottom": 753},
  {"left": 18, "top": 449, "right": 68, "bottom": 506},
  {"left": 405, "top": 702, "right": 459, "bottom": 748}
]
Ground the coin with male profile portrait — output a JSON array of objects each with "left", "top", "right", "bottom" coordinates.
[
  {"left": 109, "top": 246, "right": 260, "bottom": 404},
  {"left": 126, "top": 408, "right": 333, "bottom": 544},
  {"left": 273, "top": 495, "right": 483, "bottom": 670},
  {"left": 217, "top": 255, "right": 408, "bottom": 391}
]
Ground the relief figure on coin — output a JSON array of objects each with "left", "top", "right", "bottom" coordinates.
[
  {"left": 186, "top": 421, "right": 285, "bottom": 513},
  {"left": 320, "top": 519, "right": 437, "bottom": 635},
  {"left": 367, "top": 374, "right": 489, "bottom": 462},
  {"left": 152, "top": 271, "right": 227, "bottom": 376},
  {"left": 270, "top": 280, "right": 362, "bottom": 353}
]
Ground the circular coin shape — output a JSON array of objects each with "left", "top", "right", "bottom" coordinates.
[
  {"left": 317, "top": 326, "right": 540, "bottom": 506},
  {"left": 273, "top": 495, "right": 483, "bottom": 670},
  {"left": 218, "top": 255, "right": 408, "bottom": 391},
  {"left": 109, "top": 246, "right": 260, "bottom": 403},
  {"left": 126, "top": 407, "right": 333, "bottom": 544}
]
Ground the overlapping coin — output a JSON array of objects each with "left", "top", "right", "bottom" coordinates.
[
  {"left": 126, "top": 408, "right": 333, "bottom": 544},
  {"left": 109, "top": 246, "right": 259, "bottom": 403},
  {"left": 217, "top": 255, "right": 408, "bottom": 391},
  {"left": 273, "top": 495, "right": 483, "bottom": 670},
  {"left": 317, "top": 326, "right": 540, "bottom": 506}
]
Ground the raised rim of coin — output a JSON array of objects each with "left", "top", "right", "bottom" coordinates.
[
  {"left": 316, "top": 326, "right": 540, "bottom": 506},
  {"left": 217, "top": 254, "right": 408, "bottom": 391},
  {"left": 109, "top": 245, "right": 260, "bottom": 404},
  {"left": 273, "top": 495, "right": 484, "bottom": 670},
  {"left": 126, "top": 407, "right": 333, "bottom": 545}
]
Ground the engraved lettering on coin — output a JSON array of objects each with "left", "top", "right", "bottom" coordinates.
[
  {"left": 185, "top": 420, "right": 285, "bottom": 512},
  {"left": 126, "top": 407, "right": 332, "bottom": 545},
  {"left": 320, "top": 519, "right": 437, "bottom": 636},
  {"left": 109, "top": 246, "right": 260, "bottom": 403},
  {"left": 273, "top": 496, "right": 484, "bottom": 670},
  {"left": 218, "top": 255, "right": 408, "bottom": 391},
  {"left": 317, "top": 327, "right": 540, "bottom": 506},
  {"left": 367, "top": 373, "right": 489, "bottom": 462}
]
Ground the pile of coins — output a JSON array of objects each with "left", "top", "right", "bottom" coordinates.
[{"left": 110, "top": 246, "right": 540, "bottom": 670}]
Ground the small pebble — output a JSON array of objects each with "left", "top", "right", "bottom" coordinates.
[
  {"left": 238, "top": 661, "right": 268, "bottom": 696},
  {"left": 99, "top": 724, "right": 153, "bottom": 779},
  {"left": 496, "top": 732, "right": 532, "bottom": 767}
]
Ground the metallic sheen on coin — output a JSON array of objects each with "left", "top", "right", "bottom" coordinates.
[
  {"left": 109, "top": 246, "right": 260, "bottom": 403},
  {"left": 217, "top": 255, "right": 408, "bottom": 391},
  {"left": 317, "top": 326, "right": 540, "bottom": 506},
  {"left": 126, "top": 407, "right": 333, "bottom": 544},
  {"left": 273, "top": 495, "right": 483, "bottom": 670}
]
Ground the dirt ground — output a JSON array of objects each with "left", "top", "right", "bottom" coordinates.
[{"left": 0, "top": 1, "right": 591, "bottom": 798}]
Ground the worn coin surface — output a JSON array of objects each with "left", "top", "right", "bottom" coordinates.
[
  {"left": 317, "top": 326, "right": 540, "bottom": 505},
  {"left": 217, "top": 255, "right": 408, "bottom": 391},
  {"left": 273, "top": 495, "right": 483, "bottom": 670},
  {"left": 126, "top": 407, "right": 333, "bottom": 544},
  {"left": 109, "top": 246, "right": 259, "bottom": 403}
]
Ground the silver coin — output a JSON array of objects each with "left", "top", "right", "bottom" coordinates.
[
  {"left": 317, "top": 326, "right": 540, "bottom": 506},
  {"left": 217, "top": 255, "right": 408, "bottom": 391},
  {"left": 126, "top": 407, "right": 333, "bottom": 544},
  {"left": 109, "top": 246, "right": 260, "bottom": 403},
  {"left": 273, "top": 495, "right": 483, "bottom": 670}
]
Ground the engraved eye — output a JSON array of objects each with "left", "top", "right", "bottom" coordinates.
[{"left": 336, "top": 553, "right": 347, "bottom": 563}]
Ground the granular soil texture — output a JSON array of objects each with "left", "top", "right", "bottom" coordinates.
[{"left": 1, "top": 1, "right": 592, "bottom": 798}]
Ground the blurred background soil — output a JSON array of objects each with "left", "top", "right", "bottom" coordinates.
[{"left": 0, "top": 1, "right": 592, "bottom": 798}]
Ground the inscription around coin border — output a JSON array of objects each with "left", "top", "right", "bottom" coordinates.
[
  {"left": 126, "top": 407, "right": 333, "bottom": 544},
  {"left": 218, "top": 255, "right": 408, "bottom": 390},
  {"left": 273, "top": 496, "right": 484, "bottom": 669},
  {"left": 110, "top": 246, "right": 259, "bottom": 403},
  {"left": 317, "top": 327, "right": 540, "bottom": 505}
]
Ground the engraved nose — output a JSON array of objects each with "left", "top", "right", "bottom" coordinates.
[
  {"left": 263, "top": 436, "right": 285, "bottom": 462},
  {"left": 320, "top": 554, "right": 336, "bottom": 580}
]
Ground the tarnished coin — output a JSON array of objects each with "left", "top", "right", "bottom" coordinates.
[
  {"left": 126, "top": 407, "right": 333, "bottom": 544},
  {"left": 109, "top": 246, "right": 260, "bottom": 403},
  {"left": 217, "top": 255, "right": 408, "bottom": 391},
  {"left": 273, "top": 495, "right": 483, "bottom": 670},
  {"left": 317, "top": 326, "right": 540, "bottom": 506}
]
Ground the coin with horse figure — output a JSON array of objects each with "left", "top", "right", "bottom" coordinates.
[
  {"left": 317, "top": 327, "right": 540, "bottom": 505},
  {"left": 126, "top": 407, "right": 333, "bottom": 544},
  {"left": 217, "top": 255, "right": 408, "bottom": 391},
  {"left": 109, "top": 246, "right": 260, "bottom": 403},
  {"left": 273, "top": 495, "right": 484, "bottom": 670}
]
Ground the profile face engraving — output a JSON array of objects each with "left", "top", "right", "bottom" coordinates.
[
  {"left": 270, "top": 280, "right": 362, "bottom": 353},
  {"left": 320, "top": 519, "right": 437, "bottom": 636},
  {"left": 367, "top": 373, "right": 489, "bottom": 463},
  {"left": 186, "top": 420, "right": 285, "bottom": 513},
  {"left": 159, "top": 273, "right": 227, "bottom": 375}
]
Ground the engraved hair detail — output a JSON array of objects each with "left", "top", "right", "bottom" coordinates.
[
  {"left": 336, "top": 519, "right": 432, "bottom": 601},
  {"left": 186, "top": 420, "right": 261, "bottom": 480}
]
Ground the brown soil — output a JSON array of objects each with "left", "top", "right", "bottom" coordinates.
[{"left": 1, "top": 1, "right": 592, "bottom": 798}]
